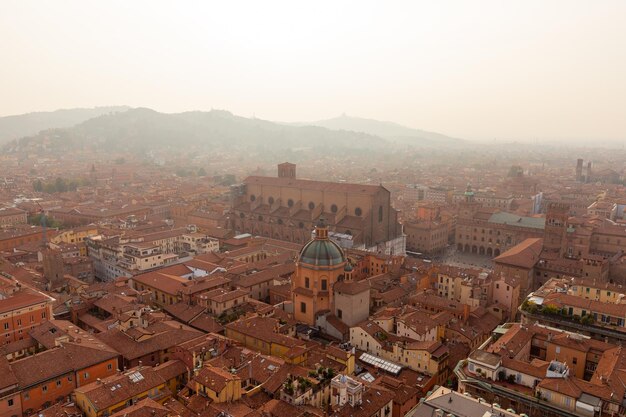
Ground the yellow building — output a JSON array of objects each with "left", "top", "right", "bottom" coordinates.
[
  {"left": 224, "top": 316, "right": 308, "bottom": 364},
  {"left": 324, "top": 345, "right": 356, "bottom": 375},
  {"left": 199, "top": 288, "right": 249, "bottom": 316},
  {"left": 52, "top": 226, "right": 99, "bottom": 256},
  {"left": 74, "top": 361, "right": 186, "bottom": 417},
  {"left": 131, "top": 270, "right": 188, "bottom": 306},
  {"left": 570, "top": 281, "right": 622, "bottom": 303},
  {"left": 192, "top": 365, "right": 242, "bottom": 403},
  {"left": 349, "top": 320, "right": 449, "bottom": 384}
]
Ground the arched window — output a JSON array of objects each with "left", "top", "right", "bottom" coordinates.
[
  {"left": 331, "top": 204, "right": 338, "bottom": 213},
  {"left": 299, "top": 222, "right": 304, "bottom": 229},
  {"left": 308, "top": 202, "right": 315, "bottom": 210},
  {"left": 355, "top": 207, "right": 362, "bottom": 216},
  {"left": 378, "top": 206, "right": 383, "bottom": 222},
  {"left": 239, "top": 212, "right": 244, "bottom": 218},
  {"left": 288, "top": 199, "right": 294, "bottom": 207},
  {"left": 268, "top": 196, "right": 275, "bottom": 205},
  {"left": 250, "top": 194, "right": 256, "bottom": 202}
]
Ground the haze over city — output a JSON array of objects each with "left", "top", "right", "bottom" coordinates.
[
  {"left": 1, "top": 3, "right": 626, "bottom": 417},
  {"left": 1, "top": 0, "right": 625, "bottom": 143}
]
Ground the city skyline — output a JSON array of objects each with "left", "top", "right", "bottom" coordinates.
[{"left": 1, "top": 1, "right": 625, "bottom": 142}]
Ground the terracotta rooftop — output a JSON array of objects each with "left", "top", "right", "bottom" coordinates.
[
  {"left": 194, "top": 364, "right": 241, "bottom": 393},
  {"left": 0, "top": 289, "right": 52, "bottom": 314},
  {"left": 494, "top": 237, "right": 543, "bottom": 268},
  {"left": 244, "top": 176, "right": 385, "bottom": 195}
]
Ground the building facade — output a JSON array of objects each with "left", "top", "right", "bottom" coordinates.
[{"left": 230, "top": 163, "right": 402, "bottom": 247}]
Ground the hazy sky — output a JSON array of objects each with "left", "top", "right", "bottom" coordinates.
[{"left": 1, "top": 1, "right": 625, "bottom": 142}]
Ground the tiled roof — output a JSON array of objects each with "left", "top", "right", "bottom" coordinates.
[
  {"left": 0, "top": 356, "right": 18, "bottom": 389},
  {"left": 194, "top": 365, "right": 240, "bottom": 393},
  {"left": 494, "top": 237, "right": 543, "bottom": 268},
  {"left": 10, "top": 342, "right": 118, "bottom": 388},
  {"left": 332, "top": 384, "right": 394, "bottom": 417},
  {"left": 226, "top": 316, "right": 302, "bottom": 349},
  {"left": 334, "top": 280, "right": 369, "bottom": 295},
  {"left": 108, "top": 398, "right": 169, "bottom": 417},
  {"left": 0, "top": 290, "right": 51, "bottom": 314},
  {"left": 544, "top": 292, "right": 626, "bottom": 318},
  {"left": 75, "top": 361, "right": 185, "bottom": 411},
  {"left": 96, "top": 321, "right": 202, "bottom": 361},
  {"left": 244, "top": 176, "right": 384, "bottom": 195},
  {"left": 488, "top": 212, "right": 545, "bottom": 230}
]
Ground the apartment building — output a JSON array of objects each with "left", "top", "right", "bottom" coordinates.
[
  {"left": 74, "top": 361, "right": 186, "bottom": 417},
  {"left": 2, "top": 320, "right": 119, "bottom": 416},
  {"left": 0, "top": 208, "right": 27, "bottom": 228},
  {"left": 87, "top": 226, "right": 219, "bottom": 281},
  {"left": 520, "top": 277, "right": 626, "bottom": 343},
  {"left": 457, "top": 322, "right": 626, "bottom": 417},
  {"left": 349, "top": 320, "right": 449, "bottom": 385},
  {"left": 0, "top": 290, "right": 54, "bottom": 345}
]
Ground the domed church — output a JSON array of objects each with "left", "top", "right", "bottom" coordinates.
[{"left": 292, "top": 218, "right": 370, "bottom": 331}]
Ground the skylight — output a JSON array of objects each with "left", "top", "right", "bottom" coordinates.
[
  {"left": 128, "top": 371, "right": 144, "bottom": 383},
  {"left": 359, "top": 353, "right": 402, "bottom": 375}
]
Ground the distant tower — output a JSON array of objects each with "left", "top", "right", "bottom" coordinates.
[
  {"left": 459, "top": 183, "right": 480, "bottom": 220},
  {"left": 586, "top": 162, "right": 592, "bottom": 183},
  {"left": 543, "top": 203, "right": 570, "bottom": 256},
  {"left": 277, "top": 162, "right": 296, "bottom": 179},
  {"left": 42, "top": 249, "right": 65, "bottom": 291},
  {"left": 90, "top": 163, "right": 96, "bottom": 184},
  {"left": 464, "top": 183, "right": 475, "bottom": 203},
  {"left": 576, "top": 159, "right": 583, "bottom": 182}
]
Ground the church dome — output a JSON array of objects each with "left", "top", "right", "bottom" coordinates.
[
  {"left": 298, "top": 218, "right": 345, "bottom": 267},
  {"left": 299, "top": 239, "right": 345, "bottom": 267}
]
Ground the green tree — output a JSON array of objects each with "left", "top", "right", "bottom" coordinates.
[
  {"left": 521, "top": 300, "right": 538, "bottom": 314},
  {"left": 197, "top": 167, "right": 207, "bottom": 177},
  {"left": 542, "top": 305, "right": 560, "bottom": 315},
  {"left": 28, "top": 214, "right": 63, "bottom": 229},
  {"left": 222, "top": 174, "right": 236, "bottom": 185},
  {"left": 43, "top": 182, "right": 56, "bottom": 193},
  {"left": 508, "top": 165, "right": 524, "bottom": 177},
  {"left": 55, "top": 177, "right": 67, "bottom": 192}
]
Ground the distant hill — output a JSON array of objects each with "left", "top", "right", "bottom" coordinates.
[
  {"left": 3, "top": 108, "right": 386, "bottom": 154},
  {"left": 292, "top": 114, "right": 462, "bottom": 146},
  {"left": 0, "top": 106, "right": 130, "bottom": 144}
]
